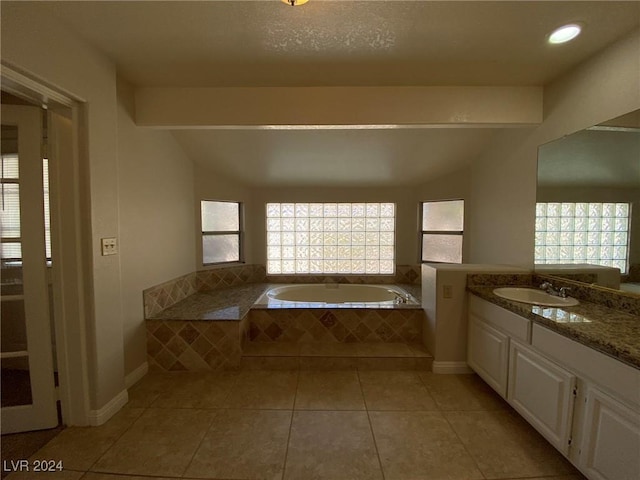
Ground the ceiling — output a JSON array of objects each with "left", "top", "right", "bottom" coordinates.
[{"left": 21, "top": 1, "right": 640, "bottom": 186}]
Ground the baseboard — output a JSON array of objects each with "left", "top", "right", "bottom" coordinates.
[
  {"left": 432, "top": 361, "right": 473, "bottom": 374},
  {"left": 87, "top": 389, "right": 129, "bottom": 426},
  {"left": 125, "top": 361, "right": 149, "bottom": 388}
]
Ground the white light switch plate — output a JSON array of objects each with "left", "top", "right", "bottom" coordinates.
[{"left": 101, "top": 237, "right": 118, "bottom": 256}]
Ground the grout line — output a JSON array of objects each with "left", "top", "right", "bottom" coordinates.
[
  {"left": 179, "top": 407, "right": 220, "bottom": 478},
  {"left": 357, "top": 369, "right": 387, "bottom": 480},
  {"left": 280, "top": 368, "right": 300, "bottom": 480}
]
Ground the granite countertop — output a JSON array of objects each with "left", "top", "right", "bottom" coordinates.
[
  {"left": 148, "top": 282, "right": 423, "bottom": 321},
  {"left": 468, "top": 285, "right": 640, "bottom": 370}
]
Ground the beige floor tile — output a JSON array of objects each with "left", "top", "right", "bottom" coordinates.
[
  {"left": 419, "top": 373, "right": 508, "bottom": 411},
  {"left": 356, "top": 342, "right": 414, "bottom": 357},
  {"left": 91, "top": 408, "right": 215, "bottom": 477},
  {"left": 445, "top": 409, "right": 576, "bottom": 479},
  {"left": 299, "top": 342, "right": 360, "bottom": 357},
  {"left": 150, "top": 371, "right": 237, "bottom": 408},
  {"left": 284, "top": 411, "right": 383, "bottom": 480},
  {"left": 223, "top": 370, "right": 298, "bottom": 409},
  {"left": 498, "top": 475, "right": 587, "bottom": 480},
  {"left": 299, "top": 356, "right": 358, "bottom": 370},
  {"left": 358, "top": 371, "right": 438, "bottom": 410},
  {"left": 243, "top": 342, "right": 300, "bottom": 356},
  {"left": 295, "top": 371, "right": 365, "bottom": 410},
  {"left": 369, "top": 411, "right": 484, "bottom": 480},
  {"left": 357, "top": 358, "right": 418, "bottom": 370},
  {"left": 408, "top": 343, "right": 433, "bottom": 357},
  {"left": 126, "top": 371, "right": 177, "bottom": 408},
  {"left": 5, "top": 471, "right": 83, "bottom": 480},
  {"left": 26, "top": 407, "right": 144, "bottom": 471},
  {"left": 81, "top": 474, "right": 182, "bottom": 480},
  {"left": 241, "top": 356, "right": 300, "bottom": 370},
  {"left": 184, "top": 409, "right": 291, "bottom": 480}
]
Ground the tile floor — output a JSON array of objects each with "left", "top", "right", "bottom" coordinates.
[{"left": 5, "top": 370, "right": 588, "bottom": 480}]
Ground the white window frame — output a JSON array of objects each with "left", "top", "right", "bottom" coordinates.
[{"left": 200, "top": 200, "right": 243, "bottom": 266}]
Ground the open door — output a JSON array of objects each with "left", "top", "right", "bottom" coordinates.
[{"left": 1, "top": 104, "right": 58, "bottom": 433}]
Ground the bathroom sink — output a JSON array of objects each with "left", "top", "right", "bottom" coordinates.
[{"left": 493, "top": 287, "right": 579, "bottom": 307}]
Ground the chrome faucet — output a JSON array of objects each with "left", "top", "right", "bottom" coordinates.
[
  {"left": 394, "top": 292, "right": 410, "bottom": 304},
  {"left": 539, "top": 282, "right": 572, "bottom": 298}
]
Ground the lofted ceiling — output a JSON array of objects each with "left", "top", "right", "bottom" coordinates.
[{"left": 17, "top": 0, "right": 640, "bottom": 187}]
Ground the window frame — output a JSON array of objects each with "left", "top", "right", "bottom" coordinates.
[
  {"left": 200, "top": 199, "right": 244, "bottom": 266},
  {"left": 419, "top": 199, "right": 464, "bottom": 264}
]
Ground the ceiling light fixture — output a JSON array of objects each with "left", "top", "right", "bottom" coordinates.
[
  {"left": 548, "top": 24, "right": 582, "bottom": 44},
  {"left": 282, "top": 0, "right": 309, "bottom": 5}
]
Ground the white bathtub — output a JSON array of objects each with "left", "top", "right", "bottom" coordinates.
[{"left": 255, "top": 283, "right": 418, "bottom": 308}]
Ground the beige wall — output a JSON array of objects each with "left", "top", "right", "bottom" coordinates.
[
  {"left": 117, "top": 78, "right": 197, "bottom": 375},
  {"left": 2, "top": 3, "right": 125, "bottom": 410},
  {"left": 468, "top": 28, "right": 640, "bottom": 267}
]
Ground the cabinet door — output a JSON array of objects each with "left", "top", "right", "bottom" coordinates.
[
  {"left": 467, "top": 314, "right": 509, "bottom": 397},
  {"left": 508, "top": 340, "right": 576, "bottom": 455},
  {"left": 579, "top": 386, "right": 640, "bottom": 480}
]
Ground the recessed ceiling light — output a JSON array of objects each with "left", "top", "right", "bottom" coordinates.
[
  {"left": 282, "top": 0, "right": 309, "bottom": 5},
  {"left": 548, "top": 24, "right": 582, "bottom": 44}
]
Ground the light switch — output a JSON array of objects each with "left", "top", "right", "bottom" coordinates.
[
  {"left": 101, "top": 237, "right": 118, "bottom": 256},
  {"left": 443, "top": 285, "right": 453, "bottom": 299}
]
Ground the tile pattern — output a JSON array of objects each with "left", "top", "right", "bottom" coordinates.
[
  {"left": 247, "top": 308, "right": 423, "bottom": 344},
  {"left": 267, "top": 264, "right": 422, "bottom": 285},
  {"left": 7, "top": 371, "right": 586, "bottom": 480},
  {"left": 143, "top": 272, "right": 197, "bottom": 318},
  {"left": 146, "top": 320, "right": 241, "bottom": 370},
  {"left": 468, "top": 281, "right": 640, "bottom": 369}
]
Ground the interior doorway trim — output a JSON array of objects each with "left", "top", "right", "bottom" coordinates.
[{"left": 2, "top": 61, "right": 92, "bottom": 427}]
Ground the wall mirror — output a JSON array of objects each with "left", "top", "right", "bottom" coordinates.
[{"left": 535, "top": 109, "right": 640, "bottom": 296}]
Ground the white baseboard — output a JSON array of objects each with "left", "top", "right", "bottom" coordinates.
[
  {"left": 87, "top": 389, "right": 129, "bottom": 426},
  {"left": 125, "top": 361, "right": 149, "bottom": 389},
  {"left": 432, "top": 361, "right": 473, "bottom": 374}
]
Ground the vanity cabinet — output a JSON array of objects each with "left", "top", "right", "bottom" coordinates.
[
  {"left": 508, "top": 340, "right": 576, "bottom": 454},
  {"left": 467, "top": 295, "right": 640, "bottom": 480}
]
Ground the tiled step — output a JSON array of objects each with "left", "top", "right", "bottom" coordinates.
[{"left": 240, "top": 342, "right": 433, "bottom": 371}]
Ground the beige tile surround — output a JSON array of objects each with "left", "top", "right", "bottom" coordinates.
[
  {"left": 8, "top": 370, "right": 586, "bottom": 480},
  {"left": 144, "top": 264, "right": 424, "bottom": 371}
]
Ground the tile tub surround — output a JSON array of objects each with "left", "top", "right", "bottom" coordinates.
[
  {"left": 247, "top": 308, "right": 423, "bottom": 344},
  {"left": 145, "top": 280, "right": 424, "bottom": 371},
  {"left": 467, "top": 277, "right": 640, "bottom": 370}
]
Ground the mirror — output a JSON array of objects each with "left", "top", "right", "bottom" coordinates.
[{"left": 535, "top": 110, "right": 640, "bottom": 295}]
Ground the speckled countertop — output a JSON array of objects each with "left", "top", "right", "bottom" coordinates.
[
  {"left": 468, "top": 285, "right": 640, "bottom": 370},
  {"left": 148, "top": 283, "right": 423, "bottom": 321}
]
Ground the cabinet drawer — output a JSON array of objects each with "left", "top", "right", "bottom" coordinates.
[{"left": 469, "top": 295, "right": 531, "bottom": 342}]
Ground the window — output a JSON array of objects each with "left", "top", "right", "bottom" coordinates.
[
  {"left": 201, "top": 200, "right": 242, "bottom": 265},
  {"left": 420, "top": 200, "right": 464, "bottom": 263},
  {"left": 535, "top": 202, "right": 631, "bottom": 273},
  {"left": 266, "top": 203, "right": 395, "bottom": 275},
  {"left": 0, "top": 154, "right": 51, "bottom": 266}
]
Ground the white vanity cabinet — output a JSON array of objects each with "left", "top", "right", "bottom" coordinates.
[
  {"left": 508, "top": 339, "right": 576, "bottom": 454},
  {"left": 467, "top": 295, "right": 640, "bottom": 480}
]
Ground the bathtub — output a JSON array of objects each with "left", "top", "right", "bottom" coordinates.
[{"left": 254, "top": 283, "right": 418, "bottom": 308}]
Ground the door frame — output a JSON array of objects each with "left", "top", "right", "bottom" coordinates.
[{"left": 2, "top": 63, "right": 92, "bottom": 427}]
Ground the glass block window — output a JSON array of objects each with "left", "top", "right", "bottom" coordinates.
[
  {"left": 266, "top": 203, "right": 395, "bottom": 275},
  {"left": 535, "top": 202, "right": 631, "bottom": 274},
  {"left": 421, "top": 200, "right": 464, "bottom": 263},
  {"left": 201, "top": 200, "right": 242, "bottom": 265}
]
